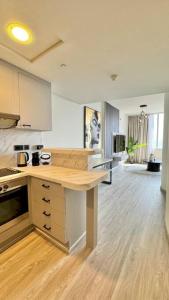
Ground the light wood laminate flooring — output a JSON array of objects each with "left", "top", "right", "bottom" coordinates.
[{"left": 0, "top": 165, "right": 169, "bottom": 300}]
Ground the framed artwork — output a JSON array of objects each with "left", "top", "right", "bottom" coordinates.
[{"left": 84, "top": 106, "right": 101, "bottom": 149}]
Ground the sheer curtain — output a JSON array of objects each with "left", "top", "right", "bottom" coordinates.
[
  {"left": 128, "top": 113, "right": 164, "bottom": 163},
  {"left": 147, "top": 114, "right": 157, "bottom": 155},
  {"left": 147, "top": 113, "right": 164, "bottom": 159},
  {"left": 128, "top": 116, "right": 148, "bottom": 163}
]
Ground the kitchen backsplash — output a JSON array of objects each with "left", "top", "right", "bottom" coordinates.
[{"left": 0, "top": 129, "right": 43, "bottom": 167}]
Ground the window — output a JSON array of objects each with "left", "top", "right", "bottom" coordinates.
[
  {"left": 157, "top": 113, "right": 164, "bottom": 149},
  {"left": 148, "top": 113, "right": 164, "bottom": 151}
]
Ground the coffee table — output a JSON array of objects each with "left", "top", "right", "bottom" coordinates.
[{"left": 147, "top": 160, "right": 161, "bottom": 172}]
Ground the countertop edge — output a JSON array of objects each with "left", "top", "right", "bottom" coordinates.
[
  {"left": 0, "top": 167, "right": 108, "bottom": 191},
  {"left": 26, "top": 171, "right": 107, "bottom": 191},
  {"left": 42, "top": 148, "right": 101, "bottom": 155}
]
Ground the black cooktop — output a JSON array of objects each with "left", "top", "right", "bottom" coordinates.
[{"left": 0, "top": 168, "right": 22, "bottom": 177}]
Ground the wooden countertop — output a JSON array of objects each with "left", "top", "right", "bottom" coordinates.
[
  {"left": 42, "top": 148, "right": 101, "bottom": 155},
  {"left": 13, "top": 166, "right": 107, "bottom": 191}
]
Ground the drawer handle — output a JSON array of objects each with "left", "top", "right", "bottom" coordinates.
[
  {"left": 42, "top": 197, "right": 50, "bottom": 203},
  {"left": 42, "top": 184, "right": 50, "bottom": 189},
  {"left": 43, "top": 224, "right": 51, "bottom": 231},
  {"left": 43, "top": 211, "right": 51, "bottom": 217},
  {"left": 22, "top": 124, "right": 31, "bottom": 128}
]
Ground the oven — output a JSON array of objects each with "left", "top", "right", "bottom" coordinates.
[
  {"left": 0, "top": 178, "right": 28, "bottom": 228},
  {"left": 0, "top": 176, "right": 31, "bottom": 252}
]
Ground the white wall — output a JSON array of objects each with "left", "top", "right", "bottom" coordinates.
[
  {"left": 164, "top": 93, "right": 169, "bottom": 235},
  {"left": 119, "top": 111, "right": 128, "bottom": 138},
  {"left": 161, "top": 94, "right": 169, "bottom": 191},
  {"left": 0, "top": 94, "right": 83, "bottom": 167},
  {"left": 43, "top": 94, "right": 83, "bottom": 148},
  {"left": 0, "top": 129, "right": 43, "bottom": 167},
  {"left": 82, "top": 102, "right": 102, "bottom": 112}
]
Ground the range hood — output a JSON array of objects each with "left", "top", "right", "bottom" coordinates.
[{"left": 0, "top": 113, "right": 20, "bottom": 129}]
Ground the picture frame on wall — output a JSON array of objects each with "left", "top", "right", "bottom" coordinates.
[{"left": 84, "top": 106, "right": 101, "bottom": 149}]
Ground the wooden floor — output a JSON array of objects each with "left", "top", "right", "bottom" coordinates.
[{"left": 1, "top": 165, "right": 169, "bottom": 300}]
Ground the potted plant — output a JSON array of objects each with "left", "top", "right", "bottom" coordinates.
[{"left": 126, "top": 137, "right": 146, "bottom": 163}]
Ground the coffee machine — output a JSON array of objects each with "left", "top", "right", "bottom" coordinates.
[
  {"left": 32, "top": 145, "right": 51, "bottom": 166},
  {"left": 32, "top": 152, "right": 40, "bottom": 166}
]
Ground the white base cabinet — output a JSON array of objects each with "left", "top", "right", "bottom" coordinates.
[{"left": 30, "top": 177, "right": 86, "bottom": 249}]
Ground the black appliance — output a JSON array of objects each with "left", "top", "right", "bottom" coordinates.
[
  {"left": 0, "top": 177, "right": 28, "bottom": 226},
  {"left": 32, "top": 152, "right": 40, "bottom": 166},
  {"left": 0, "top": 168, "right": 22, "bottom": 177},
  {"left": 114, "top": 135, "right": 126, "bottom": 153}
]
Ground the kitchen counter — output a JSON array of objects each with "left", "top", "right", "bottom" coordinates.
[
  {"left": 0, "top": 165, "right": 107, "bottom": 251},
  {"left": 0, "top": 166, "right": 107, "bottom": 191},
  {"left": 17, "top": 165, "right": 107, "bottom": 191}
]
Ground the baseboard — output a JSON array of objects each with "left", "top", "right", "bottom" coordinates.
[
  {"left": 35, "top": 227, "right": 69, "bottom": 254},
  {"left": 35, "top": 228, "right": 86, "bottom": 254},
  {"left": 0, "top": 226, "right": 86, "bottom": 255},
  {"left": 0, "top": 225, "right": 33, "bottom": 253},
  {"left": 69, "top": 232, "right": 86, "bottom": 253}
]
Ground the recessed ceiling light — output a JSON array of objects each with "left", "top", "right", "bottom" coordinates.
[
  {"left": 60, "top": 63, "right": 67, "bottom": 67},
  {"left": 6, "top": 23, "right": 33, "bottom": 44},
  {"left": 110, "top": 74, "right": 118, "bottom": 81}
]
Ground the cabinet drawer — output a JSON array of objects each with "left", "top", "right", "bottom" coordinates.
[
  {"left": 32, "top": 202, "right": 51, "bottom": 225},
  {"left": 32, "top": 200, "right": 65, "bottom": 229},
  {"left": 51, "top": 211, "right": 65, "bottom": 228},
  {"left": 31, "top": 177, "right": 64, "bottom": 197},
  {"left": 32, "top": 199, "right": 51, "bottom": 213},
  {"left": 33, "top": 213, "right": 51, "bottom": 234},
  {"left": 31, "top": 177, "right": 65, "bottom": 212},
  {"left": 32, "top": 204, "right": 67, "bottom": 244}
]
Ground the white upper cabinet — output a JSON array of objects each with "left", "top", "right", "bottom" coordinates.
[
  {"left": 0, "top": 60, "right": 52, "bottom": 131},
  {"left": 18, "top": 72, "right": 52, "bottom": 131},
  {"left": 0, "top": 61, "right": 19, "bottom": 115}
]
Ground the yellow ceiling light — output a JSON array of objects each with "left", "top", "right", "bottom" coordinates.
[{"left": 6, "top": 23, "right": 33, "bottom": 44}]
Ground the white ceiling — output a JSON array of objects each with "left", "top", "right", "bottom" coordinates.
[
  {"left": 0, "top": 13, "right": 62, "bottom": 62},
  {"left": 0, "top": 1, "right": 169, "bottom": 103},
  {"left": 109, "top": 93, "right": 164, "bottom": 115}
]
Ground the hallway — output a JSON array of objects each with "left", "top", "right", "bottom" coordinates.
[{"left": 0, "top": 165, "right": 169, "bottom": 300}]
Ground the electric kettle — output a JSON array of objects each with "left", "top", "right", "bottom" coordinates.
[{"left": 17, "top": 152, "right": 29, "bottom": 167}]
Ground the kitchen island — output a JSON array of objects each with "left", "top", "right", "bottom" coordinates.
[
  {"left": 0, "top": 148, "right": 107, "bottom": 253},
  {"left": 19, "top": 164, "right": 107, "bottom": 252}
]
